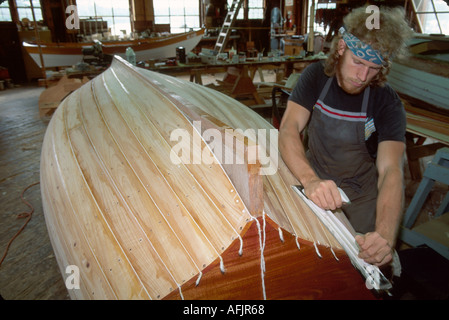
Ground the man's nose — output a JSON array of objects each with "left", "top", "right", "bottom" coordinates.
[{"left": 357, "top": 66, "right": 370, "bottom": 82}]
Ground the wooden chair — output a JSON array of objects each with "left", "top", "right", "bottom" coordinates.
[{"left": 271, "top": 73, "right": 301, "bottom": 129}]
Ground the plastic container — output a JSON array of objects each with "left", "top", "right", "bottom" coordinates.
[{"left": 126, "top": 47, "right": 136, "bottom": 65}]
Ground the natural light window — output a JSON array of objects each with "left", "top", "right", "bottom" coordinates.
[
  {"left": 413, "top": 0, "right": 449, "bottom": 34},
  {"left": 17, "top": 0, "right": 42, "bottom": 21},
  {"left": 227, "top": 0, "right": 264, "bottom": 20},
  {"left": 153, "top": 0, "right": 200, "bottom": 34},
  {"left": 227, "top": 0, "right": 243, "bottom": 20},
  {"left": 248, "top": 0, "right": 264, "bottom": 19},
  {"left": 2, "top": 0, "right": 43, "bottom": 22},
  {"left": 0, "top": 1, "right": 12, "bottom": 21},
  {"left": 77, "top": 0, "right": 131, "bottom": 36}
]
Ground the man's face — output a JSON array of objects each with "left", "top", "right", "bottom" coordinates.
[{"left": 336, "top": 39, "right": 382, "bottom": 95}]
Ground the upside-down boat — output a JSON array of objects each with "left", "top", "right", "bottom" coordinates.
[
  {"left": 40, "top": 55, "right": 379, "bottom": 300},
  {"left": 24, "top": 29, "right": 204, "bottom": 68}
]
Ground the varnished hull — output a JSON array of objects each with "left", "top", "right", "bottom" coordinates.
[{"left": 40, "top": 56, "right": 375, "bottom": 299}]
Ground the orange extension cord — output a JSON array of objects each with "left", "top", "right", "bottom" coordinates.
[{"left": 0, "top": 182, "right": 40, "bottom": 268}]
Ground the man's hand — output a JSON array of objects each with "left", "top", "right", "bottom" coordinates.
[
  {"left": 304, "top": 178, "right": 342, "bottom": 210},
  {"left": 355, "top": 232, "right": 392, "bottom": 267}
]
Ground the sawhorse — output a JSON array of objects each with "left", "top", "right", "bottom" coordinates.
[{"left": 400, "top": 147, "right": 449, "bottom": 260}]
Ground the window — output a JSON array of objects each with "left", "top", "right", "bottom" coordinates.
[
  {"left": 227, "top": 0, "right": 243, "bottom": 19},
  {"left": 308, "top": 0, "right": 336, "bottom": 36},
  {"left": 0, "top": 1, "right": 12, "bottom": 22},
  {"left": 413, "top": 0, "right": 449, "bottom": 34},
  {"left": 227, "top": 0, "right": 264, "bottom": 20},
  {"left": 14, "top": 0, "right": 43, "bottom": 22},
  {"left": 153, "top": 0, "right": 200, "bottom": 34},
  {"left": 0, "top": 0, "right": 43, "bottom": 23},
  {"left": 248, "top": 0, "right": 264, "bottom": 19},
  {"left": 77, "top": 0, "right": 131, "bottom": 36},
  {"left": 16, "top": 0, "right": 43, "bottom": 21}
]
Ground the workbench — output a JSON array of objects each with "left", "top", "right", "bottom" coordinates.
[
  {"left": 402, "top": 99, "right": 449, "bottom": 180},
  {"left": 146, "top": 56, "right": 323, "bottom": 104}
]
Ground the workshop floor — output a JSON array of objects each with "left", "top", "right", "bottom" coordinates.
[{"left": 0, "top": 71, "right": 447, "bottom": 300}]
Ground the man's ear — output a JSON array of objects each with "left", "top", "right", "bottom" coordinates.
[{"left": 337, "top": 38, "right": 346, "bottom": 56}]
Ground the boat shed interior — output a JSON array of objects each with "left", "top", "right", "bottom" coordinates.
[{"left": 0, "top": 0, "right": 449, "bottom": 303}]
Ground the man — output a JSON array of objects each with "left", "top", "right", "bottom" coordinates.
[{"left": 279, "top": 6, "right": 412, "bottom": 267}]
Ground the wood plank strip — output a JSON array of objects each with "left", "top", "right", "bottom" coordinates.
[
  {"left": 64, "top": 87, "right": 178, "bottom": 298},
  {"left": 80, "top": 81, "right": 204, "bottom": 282},
  {"left": 91, "top": 75, "right": 218, "bottom": 270},
  {"left": 102, "top": 67, "right": 247, "bottom": 253},
  {"left": 406, "top": 114, "right": 449, "bottom": 145},
  {"left": 164, "top": 216, "right": 375, "bottom": 300},
  {"left": 48, "top": 95, "right": 153, "bottom": 299},
  {"left": 112, "top": 64, "right": 253, "bottom": 231},
  {"left": 141, "top": 66, "right": 342, "bottom": 249},
  {"left": 262, "top": 176, "right": 294, "bottom": 234},
  {"left": 41, "top": 106, "right": 117, "bottom": 299},
  {"left": 277, "top": 163, "right": 343, "bottom": 249},
  {"left": 388, "top": 62, "right": 449, "bottom": 111}
]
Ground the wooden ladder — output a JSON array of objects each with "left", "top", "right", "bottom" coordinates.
[{"left": 214, "top": 0, "right": 244, "bottom": 55}]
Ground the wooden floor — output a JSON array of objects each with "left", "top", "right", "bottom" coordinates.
[
  {"left": 0, "top": 76, "right": 447, "bottom": 300},
  {"left": 0, "top": 84, "right": 69, "bottom": 299}
]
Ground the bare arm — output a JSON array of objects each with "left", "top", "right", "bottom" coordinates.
[
  {"left": 279, "top": 101, "right": 342, "bottom": 210},
  {"left": 376, "top": 140, "right": 405, "bottom": 246},
  {"left": 356, "top": 140, "right": 405, "bottom": 266}
]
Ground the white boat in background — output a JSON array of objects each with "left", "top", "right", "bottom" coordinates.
[{"left": 23, "top": 29, "right": 204, "bottom": 68}]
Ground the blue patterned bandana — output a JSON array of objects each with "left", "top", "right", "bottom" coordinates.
[{"left": 339, "top": 26, "right": 386, "bottom": 66}]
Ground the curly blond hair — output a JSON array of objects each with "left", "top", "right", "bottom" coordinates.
[{"left": 324, "top": 5, "right": 413, "bottom": 87}]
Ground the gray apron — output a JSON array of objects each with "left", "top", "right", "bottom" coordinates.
[{"left": 307, "top": 77, "right": 378, "bottom": 233}]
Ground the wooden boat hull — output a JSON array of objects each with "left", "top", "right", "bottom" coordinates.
[
  {"left": 24, "top": 29, "right": 204, "bottom": 68},
  {"left": 40, "top": 56, "right": 375, "bottom": 299}
]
